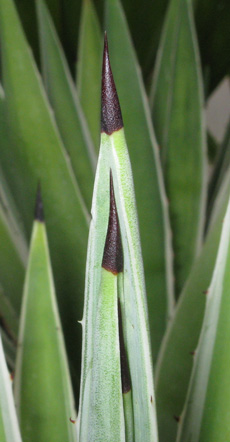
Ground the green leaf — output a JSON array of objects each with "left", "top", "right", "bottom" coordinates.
[
  {"left": 177, "top": 193, "right": 230, "bottom": 441},
  {"left": 208, "top": 120, "right": 230, "bottom": 221},
  {"left": 0, "top": 333, "right": 22, "bottom": 442},
  {"left": 37, "top": 0, "right": 96, "bottom": 210},
  {"left": 14, "top": 210, "right": 77, "bottom": 442},
  {"left": 150, "top": 0, "right": 207, "bottom": 296},
  {"left": 121, "top": 0, "right": 169, "bottom": 80},
  {"left": 194, "top": 0, "right": 230, "bottom": 95},
  {"left": 77, "top": 0, "right": 103, "bottom": 151},
  {"left": 105, "top": 0, "right": 174, "bottom": 362},
  {"left": 0, "top": 0, "right": 89, "bottom": 384},
  {"left": 78, "top": 42, "right": 158, "bottom": 441},
  {"left": 155, "top": 170, "right": 230, "bottom": 442}
]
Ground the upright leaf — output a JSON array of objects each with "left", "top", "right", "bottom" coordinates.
[
  {"left": 105, "top": 0, "right": 174, "bottom": 362},
  {"left": 37, "top": 0, "right": 96, "bottom": 210},
  {"left": 155, "top": 170, "right": 230, "bottom": 441},
  {"left": 177, "top": 194, "right": 230, "bottom": 441},
  {"left": 0, "top": 0, "right": 89, "bottom": 383},
  {"left": 77, "top": 0, "right": 103, "bottom": 151},
  {"left": 150, "top": 0, "right": 207, "bottom": 296},
  {"left": 208, "top": 120, "right": 230, "bottom": 220},
  {"left": 78, "top": 36, "right": 158, "bottom": 442},
  {"left": 14, "top": 190, "right": 77, "bottom": 442},
  {"left": 0, "top": 333, "right": 22, "bottom": 442}
]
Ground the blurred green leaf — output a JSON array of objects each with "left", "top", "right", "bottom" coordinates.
[
  {"left": 177, "top": 194, "right": 230, "bottom": 441},
  {"left": 14, "top": 212, "right": 77, "bottom": 442},
  {"left": 155, "top": 170, "right": 230, "bottom": 442},
  {"left": 150, "top": 0, "right": 207, "bottom": 296},
  {"left": 37, "top": 0, "right": 96, "bottom": 210},
  {"left": 105, "top": 0, "right": 174, "bottom": 362},
  {"left": 0, "top": 0, "right": 89, "bottom": 389},
  {"left": 77, "top": 0, "right": 103, "bottom": 152},
  {"left": 194, "top": 0, "right": 230, "bottom": 95},
  {"left": 208, "top": 120, "right": 230, "bottom": 222},
  {"left": 0, "top": 333, "right": 22, "bottom": 442},
  {"left": 121, "top": 0, "right": 169, "bottom": 81}
]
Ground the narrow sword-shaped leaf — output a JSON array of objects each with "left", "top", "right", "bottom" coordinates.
[
  {"left": 150, "top": 0, "right": 207, "bottom": 296},
  {"left": 86, "top": 174, "right": 125, "bottom": 441},
  {"left": 105, "top": 0, "right": 174, "bottom": 362},
  {"left": 37, "top": 0, "right": 96, "bottom": 210},
  {"left": 177, "top": 194, "right": 230, "bottom": 441},
  {"left": 208, "top": 120, "right": 230, "bottom": 222},
  {"left": 77, "top": 0, "right": 103, "bottom": 151},
  {"left": 118, "top": 298, "right": 134, "bottom": 442},
  {"left": 155, "top": 170, "right": 230, "bottom": 441},
  {"left": 0, "top": 333, "right": 22, "bottom": 442},
  {"left": 14, "top": 190, "right": 77, "bottom": 442},
  {"left": 0, "top": 0, "right": 89, "bottom": 384},
  {"left": 78, "top": 36, "right": 158, "bottom": 442}
]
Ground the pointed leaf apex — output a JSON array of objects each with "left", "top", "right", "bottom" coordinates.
[
  {"left": 34, "top": 182, "right": 45, "bottom": 222},
  {"left": 101, "top": 33, "right": 123, "bottom": 135},
  {"left": 102, "top": 171, "right": 123, "bottom": 274}
]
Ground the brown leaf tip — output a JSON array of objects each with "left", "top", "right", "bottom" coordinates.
[
  {"left": 102, "top": 171, "right": 123, "bottom": 274},
  {"left": 101, "top": 33, "right": 123, "bottom": 135},
  {"left": 118, "top": 299, "right": 131, "bottom": 394},
  {"left": 34, "top": 182, "right": 44, "bottom": 222}
]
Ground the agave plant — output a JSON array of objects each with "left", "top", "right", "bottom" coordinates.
[{"left": 0, "top": 0, "right": 230, "bottom": 440}]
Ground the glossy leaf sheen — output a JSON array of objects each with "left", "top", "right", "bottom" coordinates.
[{"left": 150, "top": 0, "right": 207, "bottom": 296}]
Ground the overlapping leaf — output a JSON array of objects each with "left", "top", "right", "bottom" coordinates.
[
  {"left": 105, "top": 0, "right": 174, "bottom": 362},
  {"left": 150, "top": 0, "right": 207, "bottom": 296}
]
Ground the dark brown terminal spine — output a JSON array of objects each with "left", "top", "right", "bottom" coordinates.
[
  {"left": 118, "top": 299, "right": 131, "bottom": 394},
  {"left": 102, "top": 171, "right": 123, "bottom": 274},
  {"left": 101, "top": 33, "right": 124, "bottom": 135},
  {"left": 34, "top": 182, "right": 44, "bottom": 222}
]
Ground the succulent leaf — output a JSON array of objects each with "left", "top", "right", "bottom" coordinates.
[
  {"left": 150, "top": 0, "right": 207, "bottom": 296},
  {"left": 14, "top": 191, "right": 77, "bottom": 442},
  {"left": 105, "top": 0, "right": 174, "bottom": 362}
]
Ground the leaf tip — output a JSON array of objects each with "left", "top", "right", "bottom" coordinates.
[
  {"left": 102, "top": 171, "right": 123, "bottom": 274},
  {"left": 34, "top": 182, "right": 45, "bottom": 223},
  {"left": 101, "top": 33, "right": 123, "bottom": 135}
]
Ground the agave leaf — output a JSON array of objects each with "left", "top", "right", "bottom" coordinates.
[
  {"left": 105, "top": 0, "right": 174, "bottom": 362},
  {"left": 194, "top": 0, "right": 230, "bottom": 95},
  {"left": 155, "top": 169, "right": 230, "bottom": 441},
  {"left": 78, "top": 37, "right": 158, "bottom": 442},
  {"left": 208, "top": 120, "right": 230, "bottom": 221},
  {"left": 121, "top": 0, "right": 169, "bottom": 80},
  {"left": 77, "top": 0, "right": 103, "bottom": 151},
  {"left": 37, "top": 0, "right": 96, "bottom": 210},
  {"left": 0, "top": 0, "right": 89, "bottom": 383},
  {"left": 14, "top": 192, "right": 77, "bottom": 442},
  {"left": 150, "top": 0, "right": 207, "bottom": 296},
  {"left": 0, "top": 333, "right": 22, "bottom": 442},
  {"left": 177, "top": 193, "right": 230, "bottom": 441}
]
